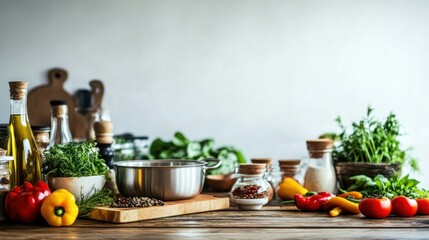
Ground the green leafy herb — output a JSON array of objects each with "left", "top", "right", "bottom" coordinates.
[
  {"left": 77, "top": 188, "right": 114, "bottom": 217},
  {"left": 333, "top": 106, "right": 417, "bottom": 170},
  {"left": 346, "top": 174, "right": 429, "bottom": 199},
  {"left": 148, "top": 132, "right": 246, "bottom": 175},
  {"left": 42, "top": 141, "right": 110, "bottom": 177}
]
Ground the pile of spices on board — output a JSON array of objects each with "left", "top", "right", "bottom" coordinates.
[{"left": 110, "top": 196, "right": 164, "bottom": 208}]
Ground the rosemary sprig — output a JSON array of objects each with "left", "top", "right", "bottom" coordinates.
[{"left": 77, "top": 188, "right": 115, "bottom": 217}]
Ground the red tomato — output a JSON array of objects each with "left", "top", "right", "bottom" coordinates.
[
  {"left": 416, "top": 198, "right": 429, "bottom": 215},
  {"left": 359, "top": 197, "right": 392, "bottom": 219},
  {"left": 391, "top": 196, "right": 417, "bottom": 217}
]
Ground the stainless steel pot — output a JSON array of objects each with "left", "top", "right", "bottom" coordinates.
[{"left": 114, "top": 158, "right": 221, "bottom": 201}]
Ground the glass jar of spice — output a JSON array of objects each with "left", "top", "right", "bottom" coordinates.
[
  {"left": 278, "top": 159, "right": 305, "bottom": 185},
  {"left": 0, "top": 150, "right": 13, "bottom": 221},
  {"left": 230, "top": 163, "right": 270, "bottom": 210},
  {"left": 303, "top": 139, "right": 337, "bottom": 193},
  {"left": 251, "top": 158, "right": 276, "bottom": 201},
  {"left": 31, "top": 126, "right": 50, "bottom": 159}
]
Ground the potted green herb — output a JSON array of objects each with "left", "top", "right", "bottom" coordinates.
[
  {"left": 332, "top": 106, "right": 417, "bottom": 189},
  {"left": 42, "top": 141, "right": 110, "bottom": 201}
]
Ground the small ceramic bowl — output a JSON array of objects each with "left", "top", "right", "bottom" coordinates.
[
  {"left": 206, "top": 174, "right": 238, "bottom": 192},
  {"left": 48, "top": 175, "right": 106, "bottom": 201}
]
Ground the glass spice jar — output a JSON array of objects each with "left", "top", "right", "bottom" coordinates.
[
  {"left": 303, "top": 139, "right": 337, "bottom": 193},
  {"left": 0, "top": 153, "right": 13, "bottom": 222},
  {"left": 0, "top": 124, "right": 8, "bottom": 150},
  {"left": 278, "top": 159, "right": 305, "bottom": 185},
  {"left": 31, "top": 126, "right": 50, "bottom": 160},
  {"left": 230, "top": 163, "right": 270, "bottom": 210},
  {"left": 251, "top": 158, "right": 276, "bottom": 201}
]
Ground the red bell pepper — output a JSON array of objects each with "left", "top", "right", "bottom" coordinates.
[
  {"left": 5, "top": 181, "right": 51, "bottom": 223},
  {"left": 294, "top": 192, "right": 335, "bottom": 211}
]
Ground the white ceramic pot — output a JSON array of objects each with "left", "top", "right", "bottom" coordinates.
[{"left": 48, "top": 175, "right": 106, "bottom": 201}]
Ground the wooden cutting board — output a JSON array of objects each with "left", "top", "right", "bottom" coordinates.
[
  {"left": 27, "top": 68, "right": 104, "bottom": 139},
  {"left": 88, "top": 194, "right": 230, "bottom": 223}
]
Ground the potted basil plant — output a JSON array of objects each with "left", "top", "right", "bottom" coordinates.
[
  {"left": 332, "top": 106, "right": 417, "bottom": 189},
  {"left": 42, "top": 141, "right": 109, "bottom": 201}
]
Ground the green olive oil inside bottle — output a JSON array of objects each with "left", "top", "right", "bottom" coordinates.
[{"left": 7, "top": 81, "right": 42, "bottom": 187}]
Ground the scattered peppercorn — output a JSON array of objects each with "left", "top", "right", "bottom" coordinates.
[
  {"left": 110, "top": 196, "right": 164, "bottom": 208},
  {"left": 232, "top": 185, "right": 268, "bottom": 199},
  {"left": 0, "top": 177, "right": 9, "bottom": 185}
]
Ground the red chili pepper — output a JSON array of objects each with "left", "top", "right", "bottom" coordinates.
[
  {"left": 294, "top": 192, "right": 335, "bottom": 211},
  {"left": 5, "top": 181, "right": 51, "bottom": 223}
]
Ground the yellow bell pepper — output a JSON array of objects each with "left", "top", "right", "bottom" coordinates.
[
  {"left": 41, "top": 189, "right": 79, "bottom": 227},
  {"left": 277, "top": 177, "right": 308, "bottom": 200}
]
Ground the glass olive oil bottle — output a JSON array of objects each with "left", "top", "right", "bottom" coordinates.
[{"left": 7, "top": 81, "right": 42, "bottom": 187}]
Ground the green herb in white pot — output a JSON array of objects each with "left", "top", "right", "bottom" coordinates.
[
  {"left": 42, "top": 141, "right": 110, "bottom": 203},
  {"left": 42, "top": 141, "right": 109, "bottom": 177}
]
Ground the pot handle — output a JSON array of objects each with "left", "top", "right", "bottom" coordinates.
[{"left": 202, "top": 158, "right": 222, "bottom": 170}]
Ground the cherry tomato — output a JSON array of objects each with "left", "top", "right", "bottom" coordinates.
[
  {"left": 359, "top": 197, "right": 392, "bottom": 219},
  {"left": 391, "top": 196, "right": 417, "bottom": 217},
  {"left": 416, "top": 198, "right": 429, "bottom": 215}
]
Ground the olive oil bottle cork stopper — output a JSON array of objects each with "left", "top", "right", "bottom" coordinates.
[{"left": 9, "top": 81, "right": 28, "bottom": 100}]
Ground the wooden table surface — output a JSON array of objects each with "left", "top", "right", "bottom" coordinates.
[{"left": 1, "top": 192, "right": 429, "bottom": 239}]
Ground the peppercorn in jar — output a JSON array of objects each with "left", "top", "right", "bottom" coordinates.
[{"left": 230, "top": 163, "right": 270, "bottom": 210}]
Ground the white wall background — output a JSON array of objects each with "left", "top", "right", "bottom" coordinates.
[{"left": 1, "top": 0, "right": 428, "bottom": 187}]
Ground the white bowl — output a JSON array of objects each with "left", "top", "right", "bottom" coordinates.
[
  {"left": 232, "top": 198, "right": 269, "bottom": 210},
  {"left": 48, "top": 175, "right": 106, "bottom": 201}
]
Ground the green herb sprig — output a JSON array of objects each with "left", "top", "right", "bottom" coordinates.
[
  {"left": 77, "top": 188, "right": 114, "bottom": 217},
  {"left": 42, "top": 141, "right": 109, "bottom": 177},
  {"left": 347, "top": 174, "right": 429, "bottom": 199},
  {"left": 333, "top": 106, "right": 417, "bottom": 170}
]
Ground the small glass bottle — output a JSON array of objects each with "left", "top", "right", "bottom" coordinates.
[
  {"left": 7, "top": 81, "right": 42, "bottom": 187},
  {"left": 303, "top": 139, "right": 337, "bottom": 193},
  {"left": 230, "top": 163, "right": 270, "bottom": 210},
  {"left": 49, "top": 100, "right": 73, "bottom": 148},
  {"left": 251, "top": 158, "right": 275, "bottom": 201}
]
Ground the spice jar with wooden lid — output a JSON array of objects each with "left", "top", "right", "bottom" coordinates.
[
  {"left": 0, "top": 150, "right": 13, "bottom": 221},
  {"left": 303, "top": 139, "right": 337, "bottom": 193},
  {"left": 230, "top": 163, "right": 270, "bottom": 210},
  {"left": 278, "top": 159, "right": 305, "bottom": 184},
  {"left": 251, "top": 158, "right": 276, "bottom": 201}
]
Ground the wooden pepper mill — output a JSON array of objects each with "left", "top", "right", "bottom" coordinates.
[{"left": 93, "top": 120, "right": 119, "bottom": 195}]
